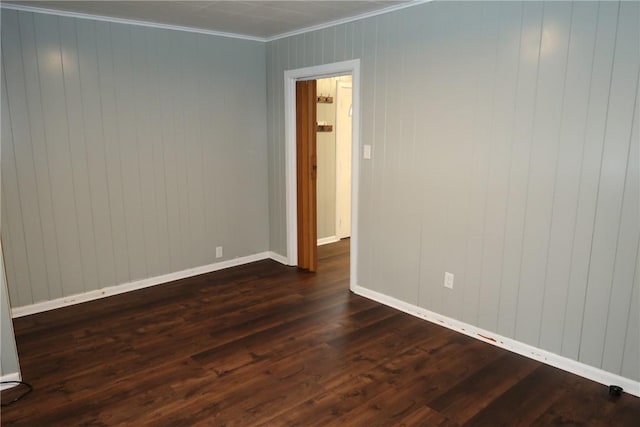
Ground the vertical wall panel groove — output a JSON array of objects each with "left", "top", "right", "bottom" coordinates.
[
  {"left": 97, "top": 21, "right": 130, "bottom": 284},
  {"left": 76, "top": 19, "right": 117, "bottom": 289},
  {"left": 61, "top": 16, "right": 100, "bottom": 294},
  {"left": 512, "top": 0, "right": 547, "bottom": 344},
  {"left": 536, "top": 2, "right": 575, "bottom": 347},
  {"left": 496, "top": 2, "right": 525, "bottom": 338},
  {"left": 477, "top": 2, "right": 523, "bottom": 333}
]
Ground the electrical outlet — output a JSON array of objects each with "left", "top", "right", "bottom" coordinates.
[
  {"left": 444, "top": 272, "right": 454, "bottom": 289},
  {"left": 216, "top": 246, "right": 223, "bottom": 258}
]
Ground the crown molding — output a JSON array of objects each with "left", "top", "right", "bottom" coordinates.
[
  {"left": 0, "top": 1, "right": 431, "bottom": 43},
  {"left": 265, "top": 0, "right": 431, "bottom": 42},
  {"left": 0, "top": 2, "right": 266, "bottom": 42}
]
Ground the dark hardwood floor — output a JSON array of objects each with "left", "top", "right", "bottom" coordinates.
[{"left": 2, "top": 239, "right": 639, "bottom": 426}]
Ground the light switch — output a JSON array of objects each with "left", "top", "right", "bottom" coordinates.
[{"left": 363, "top": 145, "right": 372, "bottom": 159}]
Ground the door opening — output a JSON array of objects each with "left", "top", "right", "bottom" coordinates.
[
  {"left": 315, "top": 76, "right": 352, "bottom": 247},
  {"left": 335, "top": 80, "right": 353, "bottom": 240},
  {"left": 284, "top": 60, "right": 361, "bottom": 288}
]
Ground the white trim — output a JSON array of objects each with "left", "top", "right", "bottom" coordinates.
[
  {"left": 0, "top": 3, "right": 265, "bottom": 42},
  {"left": 0, "top": 372, "right": 22, "bottom": 390},
  {"left": 1, "top": 1, "right": 431, "bottom": 43},
  {"left": 284, "top": 59, "right": 361, "bottom": 291},
  {"left": 11, "top": 252, "right": 271, "bottom": 318},
  {"left": 317, "top": 236, "right": 340, "bottom": 246},
  {"left": 268, "top": 251, "right": 290, "bottom": 266},
  {"left": 351, "top": 285, "right": 640, "bottom": 398},
  {"left": 266, "top": 1, "right": 432, "bottom": 42}
]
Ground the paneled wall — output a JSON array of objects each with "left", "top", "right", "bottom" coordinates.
[
  {"left": 266, "top": 1, "right": 639, "bottom": 381},
  {"left": 1, "top": 247, "right": 20, "bottom": 379},
  {"left": 1, "top": 10, "right": 269, "bottom": 308}
]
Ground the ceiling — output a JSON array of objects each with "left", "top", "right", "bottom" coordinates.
[{"left": 3, "top": 1, "right": 415, "bottom": 40}]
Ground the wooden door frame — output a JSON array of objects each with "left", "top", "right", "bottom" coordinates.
[{"left": 284, "top": 59, "right": 360, "bottom": 289}]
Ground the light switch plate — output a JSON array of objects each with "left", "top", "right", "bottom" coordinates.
[{"left": 363, "top": 145, "right": 372, "bottom": 159}]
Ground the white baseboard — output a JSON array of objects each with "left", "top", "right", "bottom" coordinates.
[
  {"left": 317, "top": 236, "right": 340, "bottom": 246},
  {"left": 0, "top": 372, "right": 22, "bottom": 390},
  {"left": 11, "top": 251, "right": 273, "bottom": 318},
  {"left": 351, "top": 284, "right": 640, "bottom": 398},
  {"left": 268, "top": 251, "right": 290, "bottom": 265}
]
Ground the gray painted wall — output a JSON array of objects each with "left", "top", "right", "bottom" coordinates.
[
  {"left": 1, "top": 247, "right": 20, "bottom": 379},
  {"left": 266, "top": 1, "right": 639, "bottom": 381},
  {"left": 1, "top": 61, "right": 19, "bottom": 376},
  {"left": 1, "top": 10, "right": 269, "bottom": 308},
  {"left": 1, "top": 114, "right": 19, "bottom": 379}
]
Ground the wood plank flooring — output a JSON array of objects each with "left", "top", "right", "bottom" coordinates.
[{"left": 2, "top": 240, "right": 639, "bottom": 426}]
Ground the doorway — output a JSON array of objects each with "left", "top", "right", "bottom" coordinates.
[
  {"left": 335, "top": 80, "right": 353, "bottom": 240},
  {"left": 284, "top": 60, "right": 360, "bottom": 288},
  {"left": 316, "top": 76, "right": 352, "bottom": 246}
]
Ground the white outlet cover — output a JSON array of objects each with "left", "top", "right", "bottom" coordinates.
[
  {"left": 216, "top": 246, "right": 223, "bottom": 258},
  {"left": 444, "top": 272, "right": 454, "bottom": 289}
]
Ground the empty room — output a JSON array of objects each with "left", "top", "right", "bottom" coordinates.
[{"left": 1, "top": 1, "right": 639, "bottom": 425}]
